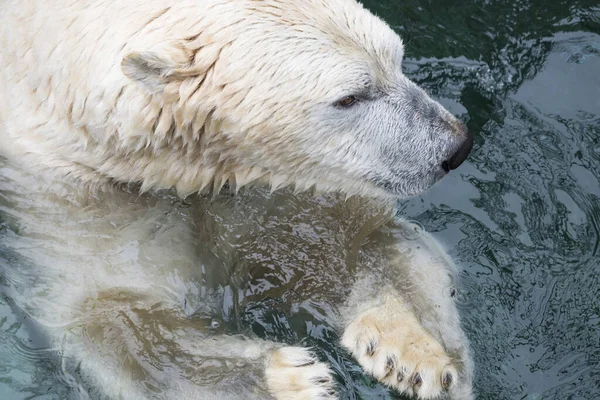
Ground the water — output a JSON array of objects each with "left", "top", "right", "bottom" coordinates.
[{"left": 1, "top": 0, "right": 599, "bottom": 399}]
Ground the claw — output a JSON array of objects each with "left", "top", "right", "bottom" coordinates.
[
  {"left": 383, "top": 356, "right": 396, "bottom": 379},
  {"left": 296, "top": 359, "right": 316, "bottom": 367},
  {"left": 397, "top": 369, "right": 405, "bottom": 382},
  {"left": 312, "top": 376, "right": 331, "bottom": 385},
  {"left": 366, "top": 339, "right": 376, "bottom": 356},
  {"left": 442, "top": 371, "right": 454, "bottom": 390},
  {"left": 411, "top": 372, "right": 422, "bottom": 387}
]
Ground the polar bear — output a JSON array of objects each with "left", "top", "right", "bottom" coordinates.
[{"left": 0, "top": 0, "right": 474, "bottom": 399}]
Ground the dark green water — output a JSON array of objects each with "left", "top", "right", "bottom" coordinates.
[{"left": 1, "top": 0, "right": 599, "bottom": 399}]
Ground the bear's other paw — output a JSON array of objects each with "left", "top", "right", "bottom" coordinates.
[
  {"left": 265, "top": 346, "right": 337, "bottom": 400},
  {"left": 341, "top": 304, "right": 457, "bottom": 399}
]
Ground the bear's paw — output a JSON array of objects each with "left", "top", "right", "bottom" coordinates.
[
  {"left": 265, "top": 346, "right": 336, "bottom": 400},
  {"left": 341, "top": 303, "right": 457, "bottom": 399}
]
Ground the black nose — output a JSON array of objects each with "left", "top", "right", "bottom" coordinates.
[{"left": 444, "top": 123, "right": 473, "bottom": 171}]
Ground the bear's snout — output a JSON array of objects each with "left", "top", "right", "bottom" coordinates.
[{"left": 443, "top": 122, "right": 473, "bottom": 172}]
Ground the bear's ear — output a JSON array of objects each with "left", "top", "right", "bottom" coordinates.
[{"left": 121, "top": 43, "right": 191, "bottom": 93}]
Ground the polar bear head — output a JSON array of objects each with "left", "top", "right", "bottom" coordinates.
[{"left": 121, "top": 0, "right": 472, "bottom": 198}]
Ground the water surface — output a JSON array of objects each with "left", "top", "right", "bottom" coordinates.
[{"left": 1, "top": 0, "right": 599, "bottom": 399}]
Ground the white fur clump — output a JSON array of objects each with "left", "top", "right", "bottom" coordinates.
[
  {"left": 0, "top": 0, "right": 474, "bottom": 399},
  {"left": 265, "top": 347, "right": 336, "bottom": 400}
]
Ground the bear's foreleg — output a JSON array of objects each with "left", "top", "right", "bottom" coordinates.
[{"left": 340, "top": 219, "right": 473, "bottom": 399}]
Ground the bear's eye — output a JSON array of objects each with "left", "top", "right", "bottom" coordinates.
[{"left": 335, "top": 95, "right": 358, "bottom": 108}]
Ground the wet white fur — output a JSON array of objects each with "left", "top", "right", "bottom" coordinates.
[
  {"left": 0, "top": 0, "right": 464, "bottom": 199},
  {"left": 0, "top": 0, "right": 473, "bottom": 399},
  {"left": 265, "top": 347, "right": 336, "bottom": 400}
]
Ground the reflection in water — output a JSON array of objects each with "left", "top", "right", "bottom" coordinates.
[{"left": 1, "top": 1, "right": 600, "bottom": 399}]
